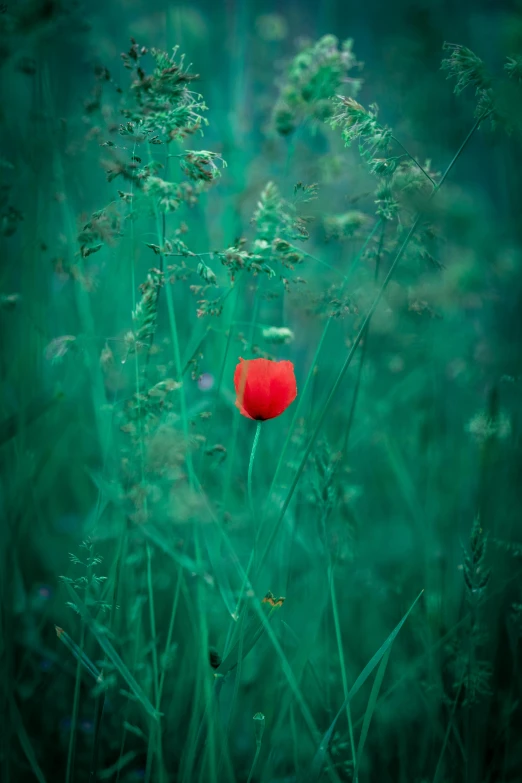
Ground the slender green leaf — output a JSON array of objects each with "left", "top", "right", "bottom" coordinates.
[
  {"left": 10, "top": 695, "right": 48, "bottom": 783},
  {"left": 139, "top": 524, "right": 206, "bottom": 577},
  {"left": 216, "top": 598, "right": 284, "bottom": 676},
  {"left": 98, "top": 751, "right": 138, "bottom": 780},
  {"left": 354, "top": 648, "right": 391, "bottom": 781},
  {"left": 63, "top": 583, "right": 161, "bottom": 721},
  {"left": 301, "top": 590, "right": 423, "bottom": 783}
]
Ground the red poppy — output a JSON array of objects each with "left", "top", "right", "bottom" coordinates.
[{"left": 234, "top": 357, "right": 297, "bottom": 421}]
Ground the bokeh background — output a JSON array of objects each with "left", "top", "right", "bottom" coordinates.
[{"left": 1, "top": 0, "right": 522, "bottom": 781}]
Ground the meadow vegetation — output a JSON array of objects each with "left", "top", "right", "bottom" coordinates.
[{"left": 1, "top": 2, "right": 522, "bottom": 782}]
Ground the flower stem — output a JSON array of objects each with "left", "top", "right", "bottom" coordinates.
[
  {"left": 248, "top": 423, "right": 262, "bottom": 524},
  {"left": 232, "top": 422, "right": 262, "bottom": 620}
]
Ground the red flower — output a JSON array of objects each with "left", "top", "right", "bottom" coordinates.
[{"left": 234, "top": 357, "right": 297, "bottom": 421}]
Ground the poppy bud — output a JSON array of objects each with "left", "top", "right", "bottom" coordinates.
[{"left": 234, "top": 357, "right": 297, "bottom": 421}]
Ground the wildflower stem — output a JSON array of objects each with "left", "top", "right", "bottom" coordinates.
[
  {"left": 231, "top": 422, "right": 262, "bottom": 620},
  {"left": 248, "top": 423, "right": 262, "bottom": 524}
]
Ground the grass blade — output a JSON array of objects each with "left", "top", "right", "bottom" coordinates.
[
  {"left": 301, "top": 590, "right": 424, "bottom": 783},
  {"left": 216, "top": 595, "right": 284, "bottom": 676},
  {"left": 55, "top": 626, "right": 101, "bottom": 682},
  {"left": 63, "top": 583, "right": 161, "bottom": 722},
  {"left": 98, "top": 751, "right": 138, "bottom": 780},
  {"left": 10, "top": 694, "right": 48, "bottom": 783},
  {"left": 138, "top": 524, "right": 206, "bottom": 577},
  {"left": 354, "top": 648, "right": 391, "bottom": 782}
]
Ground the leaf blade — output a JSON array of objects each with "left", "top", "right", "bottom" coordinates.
[{"left": 301, "top": 589, "right": 424, "bottom": 783}]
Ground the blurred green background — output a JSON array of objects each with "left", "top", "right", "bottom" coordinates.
[{"left": 1, "top": 0, "right": 522, "bottom": 781}]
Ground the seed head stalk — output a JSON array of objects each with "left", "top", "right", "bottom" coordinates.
[
  {"left": 222, "top": 285, "right": 260, "bottom": 517},
  {"left": 246, "top": 743, "right": 262, "bottom": 783},
  {"left": 261, "top": 217, "right": 382, "bottom": 528},
  {"left": 255, "top": 110, "right": 490, "bottom": 578}
]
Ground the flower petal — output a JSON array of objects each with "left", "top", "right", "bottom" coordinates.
[
  {"left": 267, "top": 360, "right": 297, "bottom": 419},
  {"left": 233, "top": 357, "right": 297, "bottom": 420}
]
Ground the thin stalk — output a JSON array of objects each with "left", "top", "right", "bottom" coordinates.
[
  {"left": 256, "top": 213, "right": 423, "bottom": 577},
  {"left": 300, "top": 248, "right": 350, "bottom": 282},
  {"left": 350, "top": 566, "right": 522, "bottom": 737},
  {"left": 89, "top": 134, "right": 138, "bottom": 782},
  {"left": 290, "top": 704, "right": 299, "bottom": 776},
  {"left": 391, "top": 136, "right": 437, "bottom": 186},
  {"left": 222, "top": 285, "right": 260, "bottom": 516},
  {"left": 143, "top": 210, "right": 166, "bottom": 374},
  {"left": 215, "top": 280, "right": 242, "bottom": 397},
  {"left": 264, "top": 326, "right": 328, "bottom": 511},
  {"left": 128, "top": 141, "right": 147, "bottom": 473},
  {"left": 141, "top": 160, "right": 166, "bottom": 783},
  {"left": 146, "top": 543, "right": 160, "bottom": 709},
  {"left": 88, "top": 688, "right": 105, "bottom": 783},
  {"left": 432, "top": 680, "right": 464, "bottom": 783},
  {"left": 255, "top": 111, "right": 488, "bottom": 577},
  {"left": 246, "top": 743, "right": 262, "bottom": 783},
  {"left": 147, "top": 149, "right": 195, "bottom": 487},
  {"left": 232, "top": 223, "right": 382, "bottom": 611},
  {"left": 232, "top": 422, "right": 262, "bottom": 621},
  {"left": 195, "top": 527, "right": 217, "bottom": 783},
  {"left": 221, "top": 611, "right": 247, "bottom": 756},
  {"left": 157, "top": 564, "right": 184, "bottom": 704},
  {"left": 65, "top": 624, "right": 85, "bottom": 783},
  {"left": 165, "top": 267, "right": 195, "bottom": 487},
  {"left": 330, "top": 572, "right": 357, "bottom": 768},
  {"left": 182, "top": 527, "right": 216, "bottom": 783},
  {"left": 65, "top": 557, "right": 92, "bottom": 783},
  {"left": 265, "top": 219, "right": 382, "bottom": 509},
  {"left": 248, "top": 423, "right": 262, "bottom": 523},
  {"left": 115, "top": 609, "right": 143, "bottom": 783},
  {"left": 338, "top": 222, "right": 385, "bottom": 461},
  {"left": 145, "top": 542, "right": 162, "bottom": 783}
]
